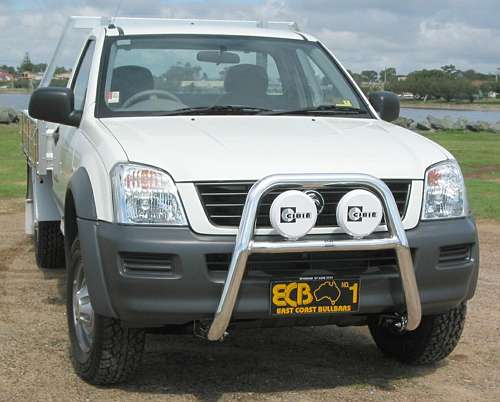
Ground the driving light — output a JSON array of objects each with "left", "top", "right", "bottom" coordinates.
[
  {"left": 422, "top": 160, "right": 467, "bottom": 220},
  {"left": 112, "top": 164, "right": 187, "bottom": 225}
]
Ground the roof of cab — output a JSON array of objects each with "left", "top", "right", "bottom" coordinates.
[
  {"left": 72, "top": 16, "right": 315, "bottom": 41},
  {"left": 106, "top": 17, "right": 309, "bottom": 40}
]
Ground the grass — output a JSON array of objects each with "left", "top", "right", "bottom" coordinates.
[
  {"left": 0, "top": 124, "right": 25, "bottom": 198},
  {"left": 424, "top": 131, "right": 500, "bottom": 220},
  {"left": 402, "top": 98, "right": 500, "bottom": 105},
  {"left": 0, "top": 125, "right": 498, "bottom": 220},
  {"left": 400, "top": 98, "right": 500, "bottom": 110}
]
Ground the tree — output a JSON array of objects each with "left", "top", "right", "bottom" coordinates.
[
  {"left": 361, "top": 70, "right": 378, "bottom": 83},
  {"left": 0, "top": 64, "right": 16, "bottom": 74},
  {"left": 379, "top": 67, "right": 397, "bottom": 83},
  {"left": 19, "top": 52, "right": 33, "bottom": 72},
  {"left": 162, "top": 62, "right": 203, "bottom": 90},
  {"left": 32, "top": 63, "right": 47, "bottom": 74},
  {"left": 54, "top": 66, "right": 70, "bottom": 75},
  {"left": 391, "top": 68, "right": 476, "bottom": 102},
  {"left": 441, "top": 64, "right": 459, "bottom": 77},
  {"left": 347, "top": 70, "right": 363, "bottom": 85},
  {"left": 462, "top": 69, "right": 492, "bottom": 81}
]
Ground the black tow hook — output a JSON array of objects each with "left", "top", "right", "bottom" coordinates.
[{"left": 380, "top": 313, "right": 409, "bottom": 333}]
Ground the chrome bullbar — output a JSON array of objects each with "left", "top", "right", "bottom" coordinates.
[{"left": 207, "top": 173, "right": 422, "bottom": 341}]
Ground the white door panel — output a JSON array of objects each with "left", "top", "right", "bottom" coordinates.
[{"left": 53, "top": 125, "right": 78, "bottom": 204}]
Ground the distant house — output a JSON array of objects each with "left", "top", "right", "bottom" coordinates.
[
  {"left": 396, "top": 75, "right": 407, "bottom": 81},
  {"left": 54, "top": 71, "right": 72, "bottom": 80},
  {"left": 0, "top": 71, "right": 14, "bottom": 81},
  {"left": 19, "top": 71, "right": 44, "bottom": 80},
  {"left": 20, "top": 71, "right": 34, "bottom": 79}
]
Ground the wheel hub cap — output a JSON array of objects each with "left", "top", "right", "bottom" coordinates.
[{"left": 72, "top": 265, "right": 95, "bottom": 353}]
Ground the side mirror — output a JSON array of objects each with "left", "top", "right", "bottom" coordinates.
[
  {"left": 28, "top": 87, "right": 81, "bottom": 127},
  {"left": 368, "top": 91, "right": 400, "bottom": 122}
]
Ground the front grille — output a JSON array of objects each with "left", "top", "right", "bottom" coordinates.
[
  {"left": 439, "top": 244, "right": 472, "bottom": 265},
  {"left": 206, "top": 250, "right": 398, "bottom": 279},
  {"left": 196, "top": 180, "right": 411, "bottom": 228}
]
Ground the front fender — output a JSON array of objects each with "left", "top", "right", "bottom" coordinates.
[
  {"left": 66, "top": 167, "right": 117, "bottom": 318},
  {"left": 67, "top": 168, "right": 97, "bottom": 220}
]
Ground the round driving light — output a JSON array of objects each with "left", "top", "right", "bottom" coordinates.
[
  {"left": 269, "top": 190, "right": 318, "bottom": 240},
  {"left": 336, "top": 189, "right": 383, "bottom": 238}
]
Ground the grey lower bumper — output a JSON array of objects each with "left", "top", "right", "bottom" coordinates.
[{"left": 78, "top": 216, "right": 479, "bottom": 328}]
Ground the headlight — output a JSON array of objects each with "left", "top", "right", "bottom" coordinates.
[
  {"left": 112, "top": 164, "right": 187, "bottom": 225},
  {"left": 422, "top": 160, "right": 467, "bottom": 220}
]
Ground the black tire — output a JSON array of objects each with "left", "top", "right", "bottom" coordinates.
[
  {"left": 67, "top": 238, "right": 145, "bottom": 385},
  {"left": 34, "top": 220, "right": 65, "bottom": 269},
  {"left": 369, "top": 303, "right": 467, "bottom": 365}
]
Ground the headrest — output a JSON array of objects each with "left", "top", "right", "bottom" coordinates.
[
  {"left": 224, "top": 64, "right": 269, "bottom": 95},
  {"left": 110, "top": 66, "right": 154, "bottom": 103}
]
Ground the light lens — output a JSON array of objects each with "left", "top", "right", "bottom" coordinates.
[
  {"left": 112, "top": 164, "right": 187, "bottom": 225},
  {"left": 422, "top": 160, "right": 466, "bottom": 220}
]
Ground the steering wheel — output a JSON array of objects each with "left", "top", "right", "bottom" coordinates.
[{"left": 122, "top": 89, "right": 184, "bottom": 108}]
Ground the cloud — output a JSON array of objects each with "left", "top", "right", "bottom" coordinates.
[{"left": 0, "top": 0, "right": 499, "bottom": 74}]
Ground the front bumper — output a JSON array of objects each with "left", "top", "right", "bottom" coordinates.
[{"left": 78, "top": 216, "right": 479, "bottom": 328}]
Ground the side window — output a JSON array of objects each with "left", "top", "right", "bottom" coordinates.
[
  {"left": 46, "top": 29, "right": 91, "bottom": 88},
  {"left": 72, "top": 41, "right": 95, "bottom": 112},
  {"left": 296, "top": 49, "right": 324, "bottom": 105},
  {"left": 265, "top": 55, "right": 283, "bottom": 95},
  {"left": 296, "top": 48, "right": 361, "bottom": 108}
]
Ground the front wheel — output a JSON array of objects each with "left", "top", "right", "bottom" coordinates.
[
  {"left": 369, "top": 303, "right": 467, "bottom": 365},
  {"left": 67, "top": 238, "right": 146, "bottom": 384}
]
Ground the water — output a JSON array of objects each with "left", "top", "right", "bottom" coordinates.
[
  {"left": 1, "top": 93, "right": 500, "bottom": 124},
  {"left": 0, "top": 93, "right": 30, "bottom": 110},
  {"left": 400, "top": 107, "right": 500, "bottom": 124}
]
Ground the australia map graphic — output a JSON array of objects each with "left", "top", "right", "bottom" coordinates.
[{"left": 313, "top": 281, "right": 341, "bottom": 305}]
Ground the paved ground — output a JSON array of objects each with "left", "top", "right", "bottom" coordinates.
[{"left": 0, "top": 198, "right": 499, "bottom": 402}]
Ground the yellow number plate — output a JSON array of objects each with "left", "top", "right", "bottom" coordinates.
[{"left": 270, "top": 277, "right": 360, "bottom": 316}]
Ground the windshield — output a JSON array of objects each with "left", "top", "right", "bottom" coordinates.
[{"left": 97, "top": 35, "right": 370, "bottom": 117}]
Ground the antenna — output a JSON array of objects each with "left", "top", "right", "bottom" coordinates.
[{"left": 112, "top": 0, "right": 124, "bottom": 23}]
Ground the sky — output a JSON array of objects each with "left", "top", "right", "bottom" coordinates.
[{"left": 0, "top": 0, "right": 499, "bottom": 75}]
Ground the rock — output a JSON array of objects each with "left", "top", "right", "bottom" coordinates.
[
  {"left": 409, "top": 120, "right": 418, "bottom": 130},
  {"left": 0, "top": 107, "right": 19, "bottom": 124},
  {"left": 427, "top": 115, "right": 454, "bottom": 130},
  {"left": 453, "top": 118, "right": 468, "bottom": 130},
  {"left": 0, "top": 109, "right": 10, "bottom": 124},
  {"left": 489, "top": 122, "right": 500, "bottom": 133},
  {"left": 427, "top": 115, "right": 444, "bottom": 129},
  {"left": 466, "top": 121, "right": 491, "bottom": 132},
  {"left": 465, "top": 122, "right": 480, "bottom": 132},
  {"left": 442, "top": 116, "right": 454, "bottom": 130},
  {"left": 0, "top": 109, "right": 11, "bottom": 124},
  {"left": 416, "top": 120, "right": 432, "bottom": 131},
  {"left": 8, "top": 107, "right": 19, "bottom": 123},
  {"left": 393, "top": 117, "right": 413, "bottom": 128}
]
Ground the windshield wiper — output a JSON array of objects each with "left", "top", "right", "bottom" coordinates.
[
  {"left": 260, "top": 104, "right": 368, "bottom": 116},
  {"left": 154, "top": 105, "right": 272, "bottom": 116}
]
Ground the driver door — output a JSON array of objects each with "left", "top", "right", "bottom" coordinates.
[{"left": 53, "top": 40, "right": 95, "bottom": 205}]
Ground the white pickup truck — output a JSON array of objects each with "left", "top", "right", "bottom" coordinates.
[{"left": 22, "top": 17, "right": 479, "bottom": 385}]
